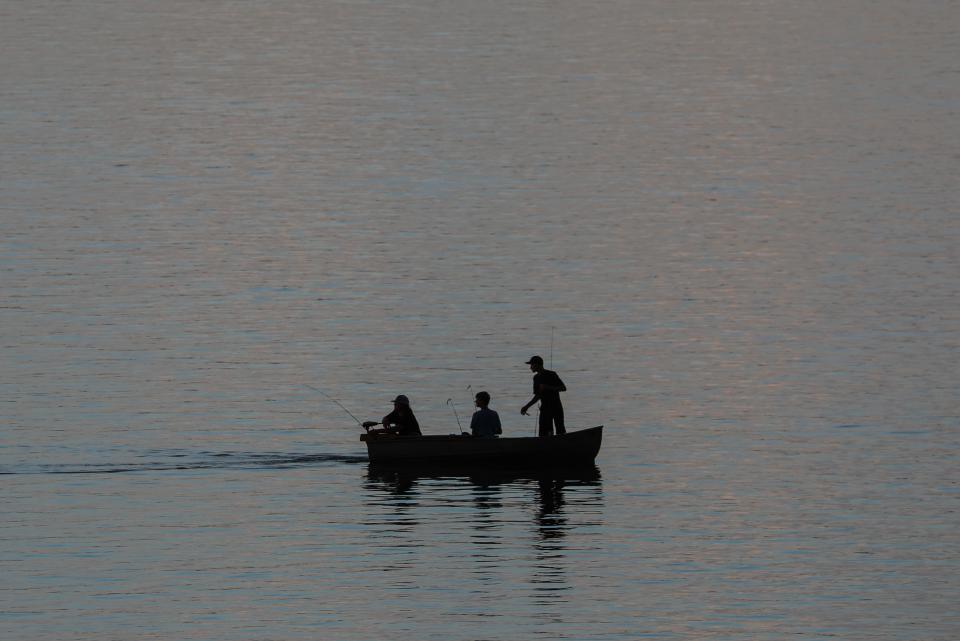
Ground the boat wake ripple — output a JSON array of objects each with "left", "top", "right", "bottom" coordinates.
[{"left": 0, "top": 451, "right": 369, "bottom": 475}]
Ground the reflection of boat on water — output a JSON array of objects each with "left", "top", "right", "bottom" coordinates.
[
  {"left": 366, "top": 454, "right": 600, "bottom": 505},
  {"left": 360, "top": 425, "right": 603, "bottom": 467},
  {"left": 364, "top": 463, "right": 603, "bottom": 596},
  {"left": 366, "top": 462, "right": 602, "bottom": 489}
]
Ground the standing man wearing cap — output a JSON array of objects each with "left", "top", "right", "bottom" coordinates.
[
  {"left": 377, "top": 395, "right": 422, "bottom": 436},
  {"left": 521, "top": 356, "right": 567, "bottom": 436}
]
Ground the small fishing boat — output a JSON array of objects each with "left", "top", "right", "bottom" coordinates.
[{"left": 360, "top": 425, "right": 602, "bottom": 467}]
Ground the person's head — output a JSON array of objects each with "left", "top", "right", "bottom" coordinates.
[
  {"left": 474, "top": 391, "right": 491, "bottom": 408},
  {"left": 392, "top": 395, "right": 410, "bottom": 411},
  {"left": 525, "top": 355, "right": 544, "bottom": 372}
]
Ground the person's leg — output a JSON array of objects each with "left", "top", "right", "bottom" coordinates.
[
  {"left": 538, "top": 410, "right": 553, "bottom": 437},
  {"left": 554, "top": 405, "right": 566, "bottom": 435}
]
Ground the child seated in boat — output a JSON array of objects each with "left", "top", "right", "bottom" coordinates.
[{"left": 470, "top": 391, "right": 502, "bottom": 437}]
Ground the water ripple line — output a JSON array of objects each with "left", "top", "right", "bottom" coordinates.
[{"left": 0, "top": 452, "right": 368, "bottom": 475}]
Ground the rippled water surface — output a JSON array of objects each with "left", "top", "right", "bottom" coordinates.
[{"left": 2, "top": 1, "right": 958, "bottom": 639}]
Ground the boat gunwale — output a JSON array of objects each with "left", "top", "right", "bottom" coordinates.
[{"left": 360, "top": 425, "right": 603, "bottom": 443}]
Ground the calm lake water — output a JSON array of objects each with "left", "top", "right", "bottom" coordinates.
[{"left": 2, "top": 1, "right": 958, "bottom": 639}]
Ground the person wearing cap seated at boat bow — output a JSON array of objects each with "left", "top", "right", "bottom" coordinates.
[
  {"left": 521, "top": 355, "right": 567, "bottom": 436},
  {"left": 374, "top": 395, "right": 422, "bottom": 436},
  {"left": 470, "top": 391, "right": 502, "bottom": 438}
]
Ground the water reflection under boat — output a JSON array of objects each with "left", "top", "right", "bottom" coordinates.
[
  {"left": 361, "top": 465, "right": 604, "bottom": 606},
  {"left": 364, "top": 463, "right": 601, "bottom": 499},
  {"left": 364, "top": 465, "right": 602, "bottom": 541}
]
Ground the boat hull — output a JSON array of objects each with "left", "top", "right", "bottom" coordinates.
[{"left": 361, "top": 425, "right": 602, "bottom": 467}]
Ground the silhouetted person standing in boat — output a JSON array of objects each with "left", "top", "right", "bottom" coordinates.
[
  {"left": 470, "top": 391, "right": 502, "bottom": 438},
  {"left": 521, "top": 355, "right": 567, "bottom": 436},
  {"left": 376, "top": 395, "right": 422, "bottom": 436}
]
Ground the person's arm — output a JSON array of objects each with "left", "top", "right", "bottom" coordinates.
[
  {"left": 382, "top": 410, "right": 399, "bottom": 433},
  {"left": 493, "top": 411, "right": 502, "bottom": 435},
  {"left": 521, "top": 394, "right": 539, "bottom": 415},
  {"left": 469, "top": 412, "right": 479, "bottom": 436}
]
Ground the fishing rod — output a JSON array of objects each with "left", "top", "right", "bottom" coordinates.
[
  {"left": 305, "top": 385, "right": 379, "bottom": 431},
  {"left": 446, "top": 398, "right": 463, "bottom": 433},
  {"left": 550, "top": 326, "right": 555, "bottom": 369},
  {"left": 544, "top": 328, "right": 554, "bottom": 434}
]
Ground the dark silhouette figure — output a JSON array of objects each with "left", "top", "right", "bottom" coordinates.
[
  {"left": 470, "top": 391, "right": 502, "bottom": 438},
  {"left": 520, "top": 355, "right": 566, "bottom": 436},
  {"left": 373, "top": 394, "right": 422, "bottom": 436}
]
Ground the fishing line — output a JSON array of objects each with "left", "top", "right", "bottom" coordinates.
[{"left": 304, "top": 384, "right": 375, "bottom": 430}]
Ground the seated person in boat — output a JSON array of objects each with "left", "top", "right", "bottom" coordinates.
[
  {"left": 372, "top": 394, "right": 422, "bottom": 436},
  {"left": 470, "top": 391, "right": 502, "bottom": 437}
]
